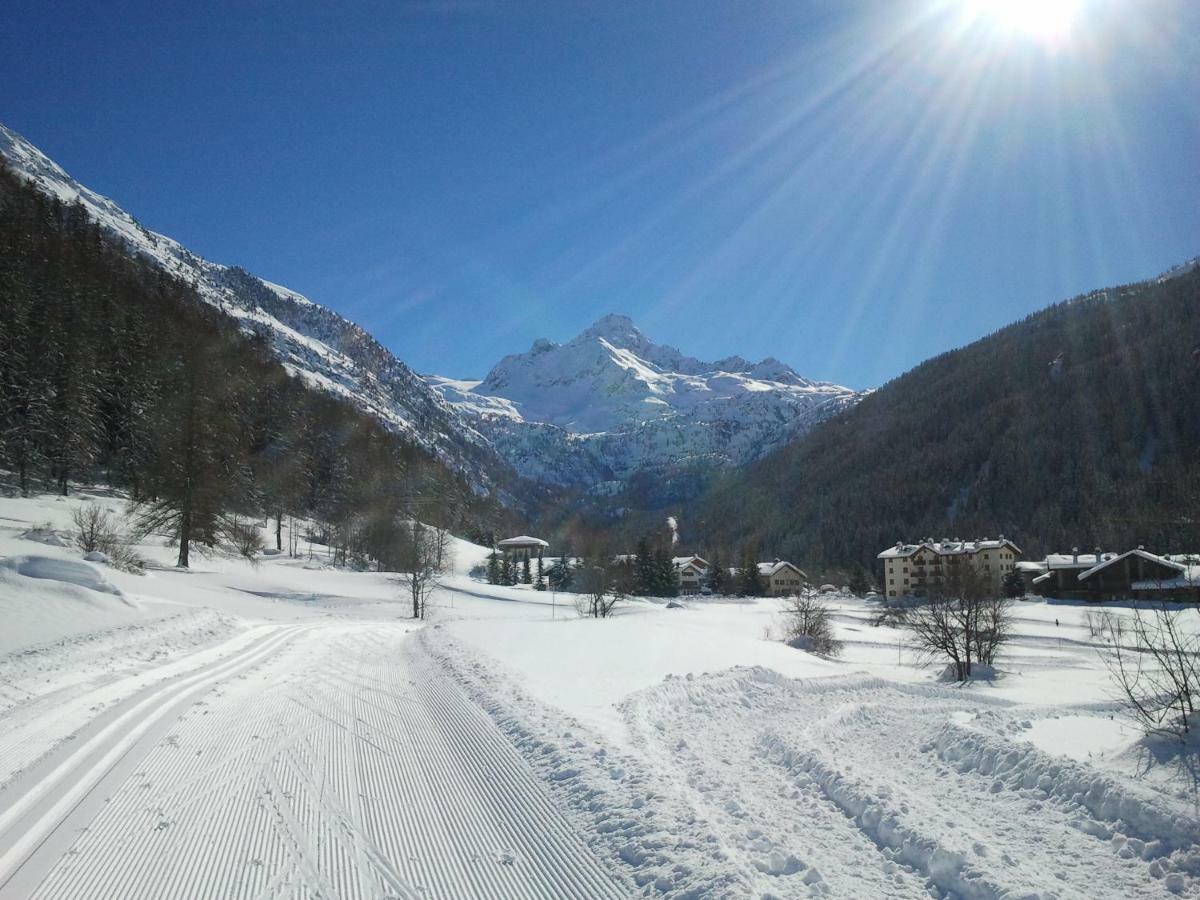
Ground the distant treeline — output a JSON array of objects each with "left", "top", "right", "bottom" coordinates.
[
  {"left": 0, "top": 160, "right": 513, "bottom": 566},
  {"left": 687, "top": 265, "right": 1200, "bottom": 570}
]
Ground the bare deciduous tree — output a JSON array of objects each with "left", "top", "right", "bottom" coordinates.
[
  {"left": 396, "top": 521, "right": 445, "bottom": 620},
  {"left": 1105, "top": 605, "right": 1199, "bottom": 741},
  {"left": 575, "top": 559, "right": 623, "bottom": 619},
  {"left": 900, "top": 567, "right": 1012, "bottom": 681},
  {"left": 780, "top": 594, "right": 843, "bottom": 657}
]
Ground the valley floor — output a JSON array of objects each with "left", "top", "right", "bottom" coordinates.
[{"left": 1, "top": 490, "right": 1197, "bottom": 898}]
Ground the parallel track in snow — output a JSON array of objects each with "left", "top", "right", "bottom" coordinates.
[
  {"left": 1, "top": 624, "right": 624, "bottom": 900},
  {"left": 0, "top": 625, "right": 307, "bottom": 898}
]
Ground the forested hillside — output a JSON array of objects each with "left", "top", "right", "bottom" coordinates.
[
  {"left": 688, "top": 264, "right": 1200, "bottom": 570},
  {"left": 0, "top": 160, "right": 516, "bottom": 565}
]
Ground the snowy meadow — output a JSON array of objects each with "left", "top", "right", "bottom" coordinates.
[{"left": 0, "top": 489, "right": 1198, "bottom": 898}]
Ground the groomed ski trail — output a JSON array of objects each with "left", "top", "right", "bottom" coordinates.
[{"left": 2, "top": 623, "right": 625, "bottom": 900}]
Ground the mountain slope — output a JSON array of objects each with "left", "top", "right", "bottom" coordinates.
[
  {"left": 429, "top": 314, "right": 864, "bottom": 487},
  {"left": 0, "top": 122, "right": 501, "bottom": 490},
  {"left": 688, "top": 262, "right": 1200, "bottom": 570}
]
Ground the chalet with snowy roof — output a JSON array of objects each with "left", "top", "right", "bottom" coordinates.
[
  {"left": 1075, "top": 548, "right": 1183, "bottom": 599},
  {"left": 1026, "top": 547, "right": 1200, "bottom": 601},
  {"left": 878, "top": 538, "right": 1020, "bottom": 600},
  {"left": 1027, "top": 549, "right": 1117, "bottom": 599},
  {"left": 673, "top": 556, "right": 709, "bottom": 594},
  {"left": 757, "top": 560, "right": 807, "bottom": 596},
  {"left": 496, "top": 535, "right": 549, "bottom": 562}
]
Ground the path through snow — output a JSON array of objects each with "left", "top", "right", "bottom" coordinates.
[{"left": 0, "top": 623, "right": 625, "bottom": 899}]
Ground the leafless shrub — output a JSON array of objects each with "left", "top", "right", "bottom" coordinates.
[
  {"left": 1105, "top": 605, "right": 1200, "bottom": 741},
  {"left": 780, "top": 594, "right": 843, "bottom": 657},
  {"left": 71, "top": 505, "right": 119, "bottom": 554},
  {"left": 71, "top": 505, "right": 145, "bottom": 573},
  {"left": 225, "top": 517, "right": 265, "bottom": 564}
]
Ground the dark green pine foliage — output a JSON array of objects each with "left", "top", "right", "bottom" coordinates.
[
  {"left": 706, "top": 552, "right": 726, "bottom": 595},
  {"left": 848, "top": 566, "right": 871, "bottom": 597},
  {"left": 737, "top": 548, "right": 765, "bottom": 597},
  {"left": 632, "top": 536, "right": 655, "bottom": 596},
  {"left": 653, "top": 545, "right": 679, "bottom": 597},
  {"left": 692, "top": 265, "right": 1200, "bottom": 569},
  {"left": 0, "top": 159, "right": 508, "bottom": 568},
  {"left": 522, "top": 556, "right": 532, "bottom": 585},
  {"left": 547, "top": 556, "right": 574, "bottom": 591}
]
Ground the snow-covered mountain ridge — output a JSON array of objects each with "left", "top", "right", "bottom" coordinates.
[
  {"left": 428, "top": 314, "right": 865, "bottom": 486},
  {"left": 0, "top": 122, "right": 499, "bottom": 488},
  {"left": 1, "top": 121, "right": 862, "bottom": 496}
]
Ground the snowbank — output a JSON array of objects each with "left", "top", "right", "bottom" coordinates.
[{"left": 0, "top": 554, "right": 125, "bottom": 597}]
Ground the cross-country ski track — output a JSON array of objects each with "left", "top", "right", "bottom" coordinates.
[{"left": 0, "top": 622, "right": 626, "bottom": 900}]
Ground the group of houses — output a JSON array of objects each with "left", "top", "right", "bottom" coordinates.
[
  {"left": 499, "top": 533, "right": 1200, "bottom": 604},
  {"left": 494, "top": 536, "right": 808, "bottom": 596},
  {"left": 878, "top": 537, "right": 1200, "bottom": 603},
  {"left": 1020, "top": 548, "right": 1200, "bottom": 602}
]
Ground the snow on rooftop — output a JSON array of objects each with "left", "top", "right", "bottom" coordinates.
[
  {"left": 1076, "top": 548, "right": 1185, "bottom": 582},
  {"left": 497, "top": 536, "right": 549, "bottom": 548},
  {"left": 878, "top": 538, "right": 1020, "bottom": 559}
]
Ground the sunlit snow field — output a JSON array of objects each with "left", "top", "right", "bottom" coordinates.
[{"left": 1, "top": 489, "right": 1197, "bottom": 898}]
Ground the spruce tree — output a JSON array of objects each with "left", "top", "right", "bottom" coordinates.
[
  {"left": 848, "top": 566, "right": 871, "bottom": 597},
  {"left": 707, "top": 552, "right": 726, "bottom": 595},
  {"left": 633, "top": 536, "right": 654, "bottom": 596}
]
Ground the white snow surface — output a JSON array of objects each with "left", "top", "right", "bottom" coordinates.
[
  {"left": 427, "top": 314, "right": 866, "bottom": 485},
  {"left": 1, "top": 490, "right": 1198, "bottom": 898},
  {"left": 0, "top": 555, "right": 125, "bottom": 598}
]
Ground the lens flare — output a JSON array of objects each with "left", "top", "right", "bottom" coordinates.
[{"left": 966, "top": 0, "right": 1083, "bottom": 43}]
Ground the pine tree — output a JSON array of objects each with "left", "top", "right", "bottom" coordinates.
[
  {"left": 547, "top": 556, "right": 574, "bottom": 591},
  {"left": 130, "top": 324, "right": 261, "bottom": 568},
  {"left": 633, "top": 536, "right": 654, "bottom": 596},
  {"left": 706, "top": 552, "right": 726, "bottom": 595},
  {"left": 487, "top": 552, "right": 500, "bottom": 585},
  {"left": 522, "top": 556, "right": 532, "bottom": 585},
  {"left": 737, "top": 549, "right": 765, "bottom": 597},
  {"left": 654, "top": 546, "right": 679, "bottom": 597},
  {"left": 848, "top": 565, "right": 871, "bottom": 597}
]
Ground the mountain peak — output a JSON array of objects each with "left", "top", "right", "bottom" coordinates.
[{"left": 577, "top": 313, "right": 643, "bottom": 346}]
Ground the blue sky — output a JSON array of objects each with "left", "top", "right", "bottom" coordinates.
[{"left": 2, "top": 0, "right": 1197, "bottom": 389}]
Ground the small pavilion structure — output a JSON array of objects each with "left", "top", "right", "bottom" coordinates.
[{"left": 496, "top": 535, "right": 549, "bottom": 562}]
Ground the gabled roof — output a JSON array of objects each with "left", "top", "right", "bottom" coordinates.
[
  {"left": 673, "top": 555, "right": 709, "bottom": 570},
  {"left": 758, "top": 560, "right": 807, "bottom": 578},
  {"left": 1076, "top": 548, "right": 1185, "bottom": 582}
]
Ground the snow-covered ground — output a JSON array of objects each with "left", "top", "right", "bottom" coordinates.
[{"left": 1, "top": 490, "right": 1197, "bottom": 898}]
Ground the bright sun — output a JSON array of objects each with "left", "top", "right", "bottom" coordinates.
[{"left": 966, "top": 0, "right": 1083, "bottom": 42}]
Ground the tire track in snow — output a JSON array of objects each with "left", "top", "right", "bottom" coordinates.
[{"left": 15, "top": 624, "right": 623, "bottom": 900}]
